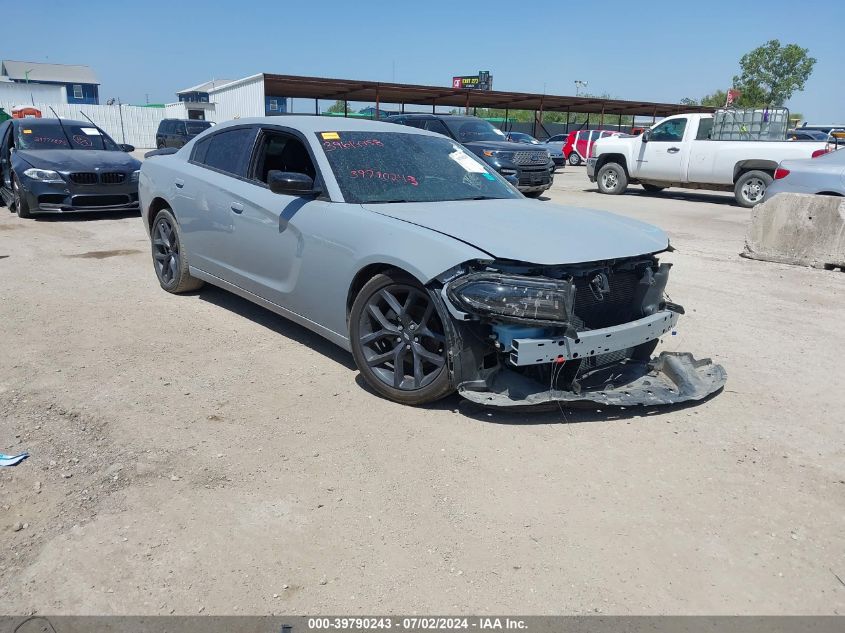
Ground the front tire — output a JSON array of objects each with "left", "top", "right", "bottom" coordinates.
[
  {"left": 349, "top": 271, "right": 453, "bottom": 405},
  {"left": 596, "top": 162, "right": 628, "bottom": 195},
  {"left": 568, "top": 152, "right": 581, "bottom": 166},
  {"left": 12, "top": 174, "right": 32, "bottom": 218},
  {"left": 151, "top": 208, "right": 204, "bottom": 293},
  {"left": 734, "top": 170, "right": 772, "bottom": 208}
]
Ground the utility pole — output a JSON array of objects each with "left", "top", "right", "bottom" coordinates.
[{"left": 574, "top": 80, "right": 588, "bottom": 97}]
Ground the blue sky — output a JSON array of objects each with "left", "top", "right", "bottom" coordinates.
[{"left": 5, "top": 0, "right": 844, "bottom": 122}]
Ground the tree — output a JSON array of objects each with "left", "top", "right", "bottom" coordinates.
[
  {"left": 732, "top": 40, "right": 816, "bottom": 106},
  {"left": 325, "top": 100, "right": 346, "bottom": 114},
  {"left": 700, "top": 90, "right": 729, "bottom": 108}
]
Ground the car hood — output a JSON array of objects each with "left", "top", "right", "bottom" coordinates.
[
  {"left": 463, "top": 140, "right": 542, "bottom": 153},
  {"left": 363, "top": 199, "right": 669, "bottom": 264},
  {"left": 15, "top": 149, "right": 141, "bottom": 172}
]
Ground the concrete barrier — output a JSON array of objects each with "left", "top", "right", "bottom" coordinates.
[{"left": 743, "top": 193, "right": 845, "bottom": 269}]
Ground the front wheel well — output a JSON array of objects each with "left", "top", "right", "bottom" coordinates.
[
  {"left": 147, "top": 197, "right": 171, "bottom": 233},
  {"left": 595, "top": 153, "right": 629, "bottom": 176},
  {"left": 346, "top": 264, "right": 418, "bottom": 319}
]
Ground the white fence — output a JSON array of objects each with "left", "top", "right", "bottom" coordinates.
[{"left": 0, "top": 101, "right": 165, "bottom": 148}]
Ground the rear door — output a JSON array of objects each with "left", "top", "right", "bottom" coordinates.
[
  {"left": 636, "top": 117, "right": 690, "bottom": 182},
  {"left": 174, "top": 125, "right": 259, "bottom": 279}
]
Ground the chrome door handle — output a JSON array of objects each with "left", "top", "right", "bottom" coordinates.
[
  {"left": 667, "top": 147, "right": 680, "bottom": 154},
  {"left": 230, "top": 202, "right": 244, "bottom": 214},
  {"left": 174, "top": 179, "right": 184, "bottom": 188}
]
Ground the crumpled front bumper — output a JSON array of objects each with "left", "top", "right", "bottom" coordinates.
[{"left": 458, "top": 351, "right": 726, "bottom": 408}]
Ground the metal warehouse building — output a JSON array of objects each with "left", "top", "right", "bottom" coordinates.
[{"left": 202, "top": 72, "right": 707, "bottom": 135}]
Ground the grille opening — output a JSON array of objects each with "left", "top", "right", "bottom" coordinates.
[
  {"left": 100, "top": 172, "right": 126, "bottom": 184},
  {"left": 69, "top": 172, "right": 97, "bottom": 185},
  {"left": 38, "top": 194, "right": 66, "bottom": 205},
  {"left": 72, "top": 194, "right": 131, "bottom": 207},
  {"left": 573, "top": 270, "right": 640, "bottom": 329}
]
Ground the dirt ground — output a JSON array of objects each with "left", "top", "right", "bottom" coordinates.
[{"left": 1, "top": 167, "right": 843, "bottom": 615}]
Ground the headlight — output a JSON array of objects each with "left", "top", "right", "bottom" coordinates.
[
  {"left": 23, "top": 168, "right": 63, "bottom": 183},
  {"left": 482, "top": 150, "right": 513, "bottom": 160},
  {"left": 447, "top": 273, "right": 575, "bottom": 323},
  {"left": 131, "top": 170, "right": 141, "bottom": 182}
]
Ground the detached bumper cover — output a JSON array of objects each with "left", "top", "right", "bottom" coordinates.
[
  {"left": 458, "top": 352, "right": 726, "bottom": 407},
  {"left": 586, "top": 158, "right": 597, "bottom": 181}
]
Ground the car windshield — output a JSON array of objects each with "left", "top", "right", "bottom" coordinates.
[
  {"left": 186, "top": 121, "right": 211, "bottom": 135},
  {"left": 442, "top": 118, "right": 507, "bottom": 143},
  {"left": 317, "top": 131, "right": 521, "bottom": 204},
  {"left": 510, "top": 132, "right": 541, "bottom": 144},
  {"left": 16, "top": 122, "right": 120, "bottom": 151}
]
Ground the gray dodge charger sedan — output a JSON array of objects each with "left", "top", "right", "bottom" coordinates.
[{"left": 139, "top": 117, "right": 725, "bottom": 407}]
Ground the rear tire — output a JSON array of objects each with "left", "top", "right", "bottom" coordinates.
[
  {"left": 12, "top": 174, "right": 32, "bottom": 219},
  {"left": 596, "top": 162, "right": 628, "bottom": 195},
  {"left": 734, "top": 170, "right": 772, "bottom": 208},
  {"left": 349, "top": 270, "right": 453, "bottom": 405},
  {"left": 151, "top": 208, "right": 204, "bottom": 293},
  {"left": 568, "top": 152, "right": 581, "bottom": 166}
]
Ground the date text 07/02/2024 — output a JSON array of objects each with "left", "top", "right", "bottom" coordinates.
[{"left": 307, "top": 617, "right": 528, "bottom": 630}]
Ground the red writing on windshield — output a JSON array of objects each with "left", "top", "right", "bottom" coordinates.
[
  {"left": 349, "top": 169, "right": 418, "bottom": 186},
  {"left": 32, "top": 137, "right": 69, "bottom": 146},
  {"left": 323, "top": 139, "right": 384, "bottom": 152}
]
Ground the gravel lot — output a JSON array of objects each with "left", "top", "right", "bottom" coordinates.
[{"left": 1, "top": 165, "right": 843, "bottom": 615}]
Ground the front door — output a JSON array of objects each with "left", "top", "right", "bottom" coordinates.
[
  {"left": 635, "top": 117, "right": 689, "bottom": 182},
  {"left": 225, "top": 128, "right": 328, "bottom": 315}
]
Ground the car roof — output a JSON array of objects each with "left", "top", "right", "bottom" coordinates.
[
  {"left": 210, "top": 115, "right": 441, "bottom": 137},
  {"left": 13, "top": 117, "right": 89, "bottom": 127}
]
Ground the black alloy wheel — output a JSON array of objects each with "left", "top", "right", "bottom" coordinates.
[
  {"left": 350, "top": 272, "right": 453, "bottom": 405},
  {"left": 151, "top": 208, "right": 204, "bottom": 293}
]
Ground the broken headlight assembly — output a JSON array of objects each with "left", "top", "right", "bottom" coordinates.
[{"left": 447, "top": 273, "right": 575, "bottom": 323}]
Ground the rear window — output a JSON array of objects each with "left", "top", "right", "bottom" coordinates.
[
  {"left": 186, "top": 121, "right": 211, "bottom": 135},
  {"left": 193, "top": 127, "right": 255, "bottom": 177}
]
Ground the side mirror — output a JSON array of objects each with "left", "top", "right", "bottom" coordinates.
[
  {"left": 641, "top": 130, "right": 651, "bottom": 143},
  {"left": 268, "top": 170, "right": 320, "bottom": 196},
  {"left": 120, "top": 144, "right": 135, "bottom": 152}
]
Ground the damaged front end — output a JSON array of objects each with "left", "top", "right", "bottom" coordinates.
[{"left": 436, "top": 256, "right": 726, "bottom": 407}]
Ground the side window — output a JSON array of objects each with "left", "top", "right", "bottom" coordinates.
[
  {"left": 650, "top": 118, "right": 688, "bottom": 142},
  {"left": 192, "top": 136, "right": 211, "bottom": 163},
  {"left": 403, "top": 119, "right": 427, "bottom": 130},
  {"left": 194, "top": 128, "right": 256, "bottom": 177},
  {"left": 175, "top": 121, "right": 187, "bottom": 136},
  {"left": 424, "top": 120, "right": 451, "bottom": 136},
  {"left": 251, "top": 131, "right": 316, "bottom": 184},
  {"left": 695, "top": 118, "right": 714, "bottom": 140},
  {"left": 73, "top": 85, "right": 83, "bottom": 100}
]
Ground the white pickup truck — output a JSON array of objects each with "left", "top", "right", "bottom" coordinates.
[{"left": 586, "top": 112, "right": 827, "bottom": 206}]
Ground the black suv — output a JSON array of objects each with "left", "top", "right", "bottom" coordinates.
[
  {"left": 386, "top": 114, "right": 554, "bottom": 197},
  {"left": 156, "top": 119, "right": 213, "bottom": 149}
]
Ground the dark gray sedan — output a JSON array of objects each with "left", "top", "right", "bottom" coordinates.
[{"left": 0, "top": 118, "right": 140, "bottom": 218}]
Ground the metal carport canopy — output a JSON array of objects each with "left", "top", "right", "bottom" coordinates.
[{"left": 262, "top": 73, "right": 710, "bottom": 116}]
